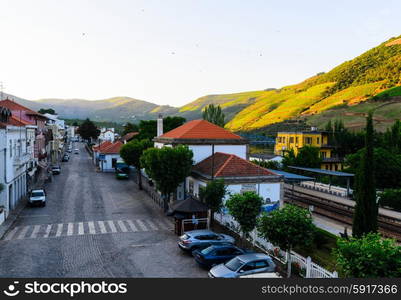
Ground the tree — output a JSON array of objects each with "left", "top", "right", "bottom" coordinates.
[
  {"left": 383, "top": 120, "right": 401, "bottom": 154},
  {"left": 140, "top": 145, "right": 193, "bottom": 211},
  {"left": 202, "top": 104, "right": 225, "bottom": 127},
  {"left": 282, "top": 146, "right": 321, "bottom": 170},
  {"left": 257, "top": 205, "right": 316, "bottom": 277},
  {"left": 225, "top": 192, "right": 263, "bottom": 245},
  {"left": 137, "top": 116, "right": 186, "bottom": 140},
  {"left": 252, "top": 159, "right": 281, "bottom": 170},
  {"left": 345, "top": 147, "right": 401, "bottom": 189},
  {"left": 352, "top": 112, "right": 378, "bottom": 237},
  {"left": 378, "top": 189, "right": 401, "bottom": 212},
  {"left": 76, "top": 118, "right": 100, "bottom": 141},
  {"left": 119, "top": 139, "right": 153, "bottom": 190},
  {"left": 38, "top": 108, "right": 56, "bottom": 115},
  {"left": 334, "top": 233, "right": 401, "bottom": 277},
  {"left": 122, "top": 122, "right": 139, "bottom": 136},
  {"left": 199, "top": 179, "right": 227, "bottom": 226}
]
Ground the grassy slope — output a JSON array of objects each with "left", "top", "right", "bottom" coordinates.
[{"left": 225, "top": 35, "right": 401, "bottom": 132}]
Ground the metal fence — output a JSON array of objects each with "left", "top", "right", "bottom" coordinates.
[{"left": 214, "top": 212, "right": 338, "bottom": 278}]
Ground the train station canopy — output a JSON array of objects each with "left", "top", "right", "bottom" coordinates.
[
  {"left": 267, "top": 169, "right": 314, "bottom": 182},
  {"left": 288, "top": 166, "right": 354, "bottom": 177}
]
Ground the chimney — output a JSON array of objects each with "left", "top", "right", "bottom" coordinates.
[{"left": 157, "top": 114, "right": 163, "bottom": 136}]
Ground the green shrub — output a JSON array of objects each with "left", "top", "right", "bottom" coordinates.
[{"left": 379, "top": 189, "right": 401, "bottom": 212}]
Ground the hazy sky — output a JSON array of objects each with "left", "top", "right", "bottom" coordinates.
[{"left": 0, "top": 0, "right": 400, "bottom": 107}]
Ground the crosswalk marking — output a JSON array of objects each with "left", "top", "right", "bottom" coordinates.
[
  {"left": 17, "top": 226, "right": 30, "bottom": 240},
  {"left": 126, "top": 220, "right": 137, "bottom": 232},
  {"left": 107, "top": 220, "right": 117, "bottom": 233},
  {"left": 4, "top": 226, "right": 19, "bottom": 241},
  {"left": 145, "top": 220, "right": 158, "bottom": 230},
  {"left": 117, "top": 220, "right": 128, "bottom": 232},
  {"left": 98, "top": 221, "right": 107, "bottom": 234},
  {"left": 2, "top": 218, "right": 172, "bottom": 241},
  {"left": 136, "top": 220, "right": 148, "bottom": 231},
  {"left": 55, "top": 224, "right": 63, "bottom": 237},
  {"left": 88, "top": 221, "right": 96, "bottom": 234},
  {"left": 43, "top": 225, "right": 52, "bottom": 238},
  {"left": 78, "top": 222, "right": 84, "bottom": 235},
  {"left": 67, "top": 223, "right": 74, "bottom": 236},
  {"left": 30, "top": 225, "right": 41, "bottom": 239}
]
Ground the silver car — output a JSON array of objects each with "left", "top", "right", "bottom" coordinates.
[
  {"left": 208, "top": 253, "right": 276, "bottom": 278},
  {"left": 178, "top": 230, "right": 235, "bottom": 252}
]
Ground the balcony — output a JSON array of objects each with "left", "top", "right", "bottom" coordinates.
[{"left": 13, "top": 153, "right": 31, "bottom": 166}]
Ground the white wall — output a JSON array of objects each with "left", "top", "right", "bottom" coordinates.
[
  {"left": 188, "top": 144, "right": 247, "bottom": 163},
  {"left": 187, "top": 176, "right": 281, "bottom": 205},
  {"left": 101, "top": 154, "right": 121, "bottom": 172}
]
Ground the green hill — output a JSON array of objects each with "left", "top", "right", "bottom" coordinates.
[{"left": 224, "top": 35, "right": 401, "bottom": 131}]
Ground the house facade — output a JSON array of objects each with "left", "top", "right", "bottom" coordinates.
[
  {"left": 153, "top": 119, "right": 283, "bottom": 206},
  {"left": 0, "top": 110, "right": 31, "bottom": 219},
  {"left": 99, "top": 128, "right": 115, "bottom": 143},
  {"left": 274, "top": 130, "right": 342, "bottom": 171},
  {"left": 92, "top": 141, "right": 122, "bottom": 172}
]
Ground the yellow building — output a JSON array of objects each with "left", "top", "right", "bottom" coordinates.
[{"left": 274, "top": 130, "right": 342, "bottom": 171}]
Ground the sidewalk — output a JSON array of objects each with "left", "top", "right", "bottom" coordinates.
[{"left": 0, "top": 196, "right": 28, "bottom": 240}]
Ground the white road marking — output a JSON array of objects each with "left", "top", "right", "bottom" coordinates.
[
  {"left": 43, "top": 224, "right": 52, "bottom": 238},
  {"left": 88, "top": 221, "right": 96, "bottom": 234},
  {"left": 4, "top": 226, "right": 19, "bottom": 240},
  {"left": 30, "top": 225, "right": 41, "bottom": 239},
  {"left": 126, "top": 220, "right": 137, "bottom": 232},
  {"left": 107, "top": 220, "right": 117, "bottom": 233},
  {"left": 145, "top": 220, "right": 158, "bottom": 230},
  {"left": 136, "top": 220, "right": 148, "bottom": 231},
  {"left": 78, "top": 222, "right": 84, "bottom": 235},
  {"left": 17, "top": 226, "right": 30, "bottom": 239},
  {"left": 117, "top": 220, "right": 128, "bottom": 232},
  {"left": 67, "top": 223, "right": 74, "bottom": 236},
  {"left": 98, "top": 221, "right": 107, "bottom": 234},
  {"left": 55, "top": 224, "right": 63, "bottom": 237}
]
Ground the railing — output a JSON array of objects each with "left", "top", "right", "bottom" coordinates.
[
  {"left": 215, "top": 212, "right": 338, "bottom": 278},
  {"left": 139, "top": 173, "right": 164, "bottom": 209},
  {"left": 181, "top": 218, "right": 209, "bottom": 234},
  {"left": 13, "top": 153, "right": 31, "bottom": 166}
]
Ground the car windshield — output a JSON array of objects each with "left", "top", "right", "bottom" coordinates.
[
  {"left": 31, "top": 191, "right": 44, "bottom": 197},
  {"left": 224, "top": 257, "right": 244, "bottom": 271},
  {"left": 201, "top": 246, "right": 215, "bottom": 255}
]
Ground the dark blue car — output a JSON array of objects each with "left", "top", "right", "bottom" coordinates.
[{"left": 192, "top": 244, "right": 252, "bottom": 268}]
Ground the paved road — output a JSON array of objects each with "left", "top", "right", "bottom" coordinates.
[{"left": 0, "top": 142, "right": 206, "bottom": 278}]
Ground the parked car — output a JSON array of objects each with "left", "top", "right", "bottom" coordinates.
[
  {"left": 62, "top": 154, "right": 69, "bottom": 162},
  {"left": 74, "top": 148, "right": 79, "bottom": 154},
  {"left": 192, "top": 244, "right": 252, "bottom": 268},
  {"left": 239, "top": 272, "right": 282, "bottom": 278},
  {"left": 28, "top": 189, "right": 46, "bottom": 207},
  {"left": 178, "top": 230, "right": 235, "bottom": 252},
  {"left": 208, "top": 253, "right": 276, "bottom": 278},
  {"left": 51, "top": 165, "right": 61, "bottom": 175}
]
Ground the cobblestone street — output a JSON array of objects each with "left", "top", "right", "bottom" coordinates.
[{"left": 0, "top": 142, "right": 206, "bottom": 278}]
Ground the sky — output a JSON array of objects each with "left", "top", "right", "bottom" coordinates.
[{"left": 0, "top": 0, "right": 400, "bottom": 107}]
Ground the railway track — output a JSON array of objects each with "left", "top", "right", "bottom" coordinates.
[{"left": 284, "top": 188, "right": 401, "bottom": 241}]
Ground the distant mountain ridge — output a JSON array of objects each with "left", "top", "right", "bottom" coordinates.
[{"left": 2, "top": 35, "right": 401, "bottom": 131}]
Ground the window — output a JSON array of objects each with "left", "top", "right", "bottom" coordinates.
[
  {"left": 254, "top": 260, "right": 269, "bottom": 269},
  {"left": 320, "top": 151, "right": 326, "bottom": 159},
  {"left": 305, "top": 137, "right": 312, "bottom": 144},
  {"left": 112, "top": 158, "right": 117, "bottom": 168},
  {"left": 317, "top": 137, "right": 320, "bottom": 144},
  {"left": 241, "top": 262, "right": 256, "bottom": 272},
  {"left": 289, "top": 137, "right": 294, "bottom": 143},
  {"left": 189, "top": 180, "right": 194, "bottom": 195},
  {"left": 9, "top": 140, "right": 12, "bottom": 157},
  {"left": 295, "top": 137, "right": 299, "bottom": 144}
]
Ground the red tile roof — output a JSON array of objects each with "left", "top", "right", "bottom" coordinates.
[
  {"left": 120, "top": 131, "right": 139, "bottom": 142},
  {"left": 93, "top": 141, "right": 112, "bottom": 152},
  {"left": 100, "top": 141, "right": 123, "bottom": 154},
  {"left": 192, "top": 152, "right": 277, "bottom": 178},
  {"left": 159, "top": 120, "right": 243, "bottom": 140},
  {"left": 0, "top": 99, "right": 47, "bottom": 119}
]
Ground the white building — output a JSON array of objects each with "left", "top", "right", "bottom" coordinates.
[
  {"left": 153, "top": 119, "right": 284, "bottom": 205},
  {"left": 99, "top": 128, "right": 115, "bottom": 143},
  {"left": 0, "top": 110, "right": 31, "bottom": 220},
  {"left": 93, "top": 141, "right": 122, "bottom": 172}
]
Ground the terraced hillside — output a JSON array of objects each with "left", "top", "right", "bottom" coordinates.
[{"left": 225, "top": 35, "right": 401, "bottom": 132}]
